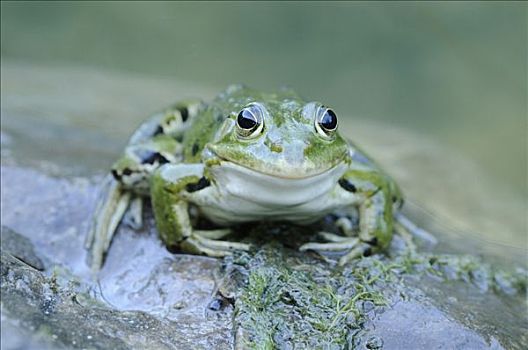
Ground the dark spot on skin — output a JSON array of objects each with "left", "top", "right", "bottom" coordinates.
[
  {"left": 207, "top": 298, "right": 224, "bottom": 311},
  {"left": 153, "top": 125, "right": 164, "bottom": 136},
  {"left": 363, "top": 247, "right": 372, "bottom": 257},
  {"left": 186, "top": 177, "right": 211, "bottom": 192},
  {"left": 166, "top": 244, "right": 180, "bottom": 254},
  {"left": 191, "top": 143, "right": 200, "bottom": 156},
  {"left": 178, "top": 106, "right": 189, "bottom": 122},
  {"left": 111, "top": 169, "right": 121, "bottom": 181},
  {"left": 122, "top": 168, "right": 133, "bottom": 176},
  {"left": 137, "top": 150, "right": 169, "bottom": 165},
  {"left": 338, "top": 179, "right": 357, "bottom": 193},
  {"left": 393, "top": 196, "right": 404, "bottom": 209}
]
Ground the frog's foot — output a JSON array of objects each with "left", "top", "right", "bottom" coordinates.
[
  {"left": 299, "top": 233, "right": 372, "bottom": 266},
  {"left": 122, "top": 196, "right": 143, "bottom": 230},
  {"left": 394, "top": 212, "right": 437, "bottom": 249},
  {"left": 179, "top": 229, "right": 252, "bottom": 257},
  {"left": 85, "top": 175, "right": 132, "bottom": 272}
]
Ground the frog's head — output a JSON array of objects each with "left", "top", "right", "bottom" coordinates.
[{"left": 206, "top": 86, "right": 349, "bottom": 179}]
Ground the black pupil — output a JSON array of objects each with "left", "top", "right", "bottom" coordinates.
[
  {"left": 237, "top": 109, "right": 258, "bottom": 129},
  {"left": 320, "top": 109, "right": 337, "bottom": 130}
]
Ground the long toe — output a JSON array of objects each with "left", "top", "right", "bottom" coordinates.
[
  {"left": 193, "top": 234, "right": 251, "bottom": 251},
  {"left": 299, "top": 237, "right": 360, "bottom": 252},
  {"left": 338, "top": 243, "right": 370, "bottom": 266},
  {"left": 194, "top": 228, "right": 232, "bottom": 240}
]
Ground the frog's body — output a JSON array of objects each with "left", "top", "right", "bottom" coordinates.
[{"left": 86, "top": 85, "right": 403, "bottom": 270}]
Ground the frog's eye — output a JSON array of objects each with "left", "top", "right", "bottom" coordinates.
[
  {"left": 315, "top": 107, "right": 338, "bottom": 138},
  {"left": 236, "top": 104, "right": 264, "bottom": 138}
]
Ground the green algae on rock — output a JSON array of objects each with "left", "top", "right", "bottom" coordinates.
[{"left": 217, "top": 237, "right": 527, "bottom": 349}]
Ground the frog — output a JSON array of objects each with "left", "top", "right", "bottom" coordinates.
[{"left": 85, "top": 85, "right": 406, "bottom": 271}]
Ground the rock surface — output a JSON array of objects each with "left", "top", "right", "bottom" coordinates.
[{"left": 1, "top": 63, "right": 526, "bottom": 349}]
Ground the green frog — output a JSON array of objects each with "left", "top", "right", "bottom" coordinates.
[{"left": 86, "top": 85, "right": 405, "bottom": 271}]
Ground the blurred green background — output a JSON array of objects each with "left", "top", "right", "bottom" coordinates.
[{"left": 1, "top": 1, "right": 526, "bottom": 195}]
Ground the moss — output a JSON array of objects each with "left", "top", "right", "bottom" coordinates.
[
  {"left": 226, "top": 230, "right": 527, "bottom": 349},
  {"left": 392, "top": 252, "right": 528, "bottom": 295},
  {"left": 232, "top": 245, "right": 390, "bottom": 348}
]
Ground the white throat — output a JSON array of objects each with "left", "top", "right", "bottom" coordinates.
[
  {"left": 192, "top": 161, "right": 349, "bottom": 225},
  {"left": 212, "top": 161, "right": 347, "bottom": 207}
]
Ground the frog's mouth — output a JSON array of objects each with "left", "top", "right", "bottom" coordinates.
[
  {"left": 206, "top": 144, "right": 348, "bottom": 180},
  {"left": 207, "top": 158, "right": 349, "bottom": 208},
  {"left": 210, "top": 156, "right": 344, "bottom": 180}
]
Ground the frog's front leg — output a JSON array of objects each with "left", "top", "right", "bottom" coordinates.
[
  {"left": 151, "top": 164, "right": 251, "bottom": 257},
  {"left": 300, "top": 168, "right": 398, "bottom": 265}
]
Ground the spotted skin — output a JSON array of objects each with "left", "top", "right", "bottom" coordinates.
[{"left": 111, "top": 100, "right": 203, "bottom": 193}]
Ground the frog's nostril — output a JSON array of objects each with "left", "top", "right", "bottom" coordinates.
[
  {"left": 270, "top": 143, "right": 283, "bottom": 153},
  {"left": 264, "top": 136, "right": 283, "bottom": 153}
]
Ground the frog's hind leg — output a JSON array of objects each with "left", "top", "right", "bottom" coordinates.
[
  {"left": 86, "top": 100, "right": 205, "bottom": 273},
  {"left": 87, "top": 133, "right": 182, "bottom": 272},
  {"left": 301, "top": 215, "right": 359, "bottom": 249},
  {"left": 85, "top": 175, "right": 131, "bottom": 272},
  {"left": 300, "top": 216, "right": 373, "bottom": 265},
  {"left": 181, "top": 230, "right": 251, "bottom": 257},
  {"left": 300, "top": 168, "right": 395, "bottom": 266},
  {"left": 394, "top": 212, "right": 437, "bottom": 247},
  {"left": 300, "top": 236, "right": 373, "bottom": 265}
]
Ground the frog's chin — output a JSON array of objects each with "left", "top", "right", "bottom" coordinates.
[{"left": 205, "top": 160, "right": 349, "bottom": 211}]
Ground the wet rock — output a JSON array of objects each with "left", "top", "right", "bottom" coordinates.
[
  {"left": 1, "top": 165, "right": 232, "bottom": 349},
  {"left": 1, "top": 226, "right": 45, "bottom": 271},
  {"left": 1, "top": 252, "right": 231, "bottom": 350},
  {"left": 356, "top": 301, "right": 502, "bottom": 350}
]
